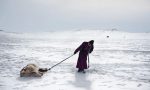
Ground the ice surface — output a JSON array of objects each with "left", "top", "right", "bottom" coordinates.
[{"left": 0, "top": 30, "right": 150, "bottom": 90}]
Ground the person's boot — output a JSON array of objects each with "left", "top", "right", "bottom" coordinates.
[
  {"left": 78, "top": 69, "right": 82, "bottom": 72},
  {"left": 82, "top": 69, "right": 86, "bottom": 73}
]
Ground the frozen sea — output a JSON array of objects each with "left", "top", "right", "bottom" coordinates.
[{"left": 0, "top": 30, "right": 150, "bottom": 90}]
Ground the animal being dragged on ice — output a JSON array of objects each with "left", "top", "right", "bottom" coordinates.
[{"left": 20, "top": 64, "right": 48, "bottom": 77}]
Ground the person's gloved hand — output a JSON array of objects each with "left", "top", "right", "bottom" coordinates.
[{"left": 74, "top": 51, "right": 77, "bottom": 54}]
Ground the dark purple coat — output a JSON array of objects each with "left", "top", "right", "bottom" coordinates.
[{"left": 74, "top": 42, "right": 94, "bottom": 69}]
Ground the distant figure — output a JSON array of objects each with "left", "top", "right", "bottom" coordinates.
[
  {"left": 107, "top": 36, "right": 109, "bottom": 38},
  {"left": 20, "top": 64, "right": 48, "bottom": 77},
  {"left": 74, "top": 40, "right": 94, "bottom": 73}
]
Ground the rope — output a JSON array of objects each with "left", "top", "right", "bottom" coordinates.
[{"left": 48, "top": 54, "right": 74, "bottom": 70}]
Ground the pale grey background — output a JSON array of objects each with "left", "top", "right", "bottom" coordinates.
[{"left": 0, "top": 0, "right": 150, "bottom": 32}]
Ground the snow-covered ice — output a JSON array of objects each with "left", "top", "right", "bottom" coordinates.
[{"left": 0, "top": 30, "right": 150, "bottom": 90}]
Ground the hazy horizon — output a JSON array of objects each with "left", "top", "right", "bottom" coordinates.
[{"left": 0, "top": 0, "right": 150, "bottom": 32}]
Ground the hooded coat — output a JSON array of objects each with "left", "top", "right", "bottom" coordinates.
[{"left": 74, "top": 41, "right": 94, "bottom": 69}]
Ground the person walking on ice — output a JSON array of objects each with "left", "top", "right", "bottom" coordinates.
[{"left": 74, "top": 40, "right": 94, "bottom": 73}]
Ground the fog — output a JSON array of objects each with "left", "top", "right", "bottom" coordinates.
[{"left": 0, "top": 0, "right": 150, "bottom": 32}]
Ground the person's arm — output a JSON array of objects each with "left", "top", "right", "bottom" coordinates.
[{"left": 74, "top": 42, "right": 84, "bottom": 54}]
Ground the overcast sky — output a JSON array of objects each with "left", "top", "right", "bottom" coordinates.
[{"left": 0, "top": 0, "right": 150, "bottom": 32}]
